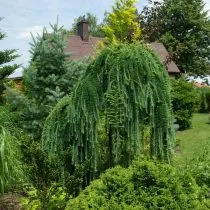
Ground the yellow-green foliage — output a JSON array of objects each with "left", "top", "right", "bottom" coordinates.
[
  {"left": 42, "top": 43, "right": 174, "bottom": 182},
  {"left": 66, "top": 159, "right": 210, "bottom": 210},
  {"left": 21, "top": 185, "right": 66, "bottom": 210},
  {"left": 102, "top": 0, "right": 141, "bottom": 44}
]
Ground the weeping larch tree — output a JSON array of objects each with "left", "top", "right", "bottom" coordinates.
[{"left": 42, "top": 43, "right": 174, "bottom": 180}]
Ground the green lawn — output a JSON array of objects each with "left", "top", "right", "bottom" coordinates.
[{"left": 175, "top": 113, "right": 210, "bottom": 162}]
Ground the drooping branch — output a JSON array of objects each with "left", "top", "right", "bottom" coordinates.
[{"left": 42, "top": 43, "right": 174, "bottom": 177}]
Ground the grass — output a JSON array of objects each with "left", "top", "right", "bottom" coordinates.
[{"left": 175, "top": 113, "right": 210, "bottom": 163}]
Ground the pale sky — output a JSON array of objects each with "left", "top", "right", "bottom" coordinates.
[
  {"left": 0, "top": 0, "right": 147, "bottom": 72},
  {"left": 0, "top": 0, "right": 210, "bottom": 77}
]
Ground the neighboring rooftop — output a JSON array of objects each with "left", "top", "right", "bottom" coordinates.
[
  {"left": 65, "top": 20, "right": 180, "bottom": 75},
  {"left": 149, "top": 43, "right": 180, "bottom": 74},
  {"left": 193, "top": 82, "right": 209, "bottom": 88},
  {"left": 65, "top": 35, "right": 103, "bottom": 61},
  {"left": 9, "top": 21, "right": 180, "bottom": 79}
]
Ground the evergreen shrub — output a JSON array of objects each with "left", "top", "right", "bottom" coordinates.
[
  {"left": 200, "top": 87, "right": 210, "bottom": 113},
  {"left": 171, "top": 77, "right": 200, "bottom": 130},
  {"left": 66, "top": 159, "right": 210, "bottom": 210}
]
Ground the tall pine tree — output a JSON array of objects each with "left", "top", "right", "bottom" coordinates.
[
  {"left": 9, "top": 23, "right": 88, "bottom": 138},
  {"left": 0, "top": 18, "right": 19, "bottom": 103}
]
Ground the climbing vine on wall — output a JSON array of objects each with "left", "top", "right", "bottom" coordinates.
[{"left": 42, "top": 43, "right": 174, "bottom": 180}]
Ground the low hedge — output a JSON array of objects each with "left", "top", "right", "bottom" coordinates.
[{"left": 66, "top": 159, "right": 210, "bottom": 210}]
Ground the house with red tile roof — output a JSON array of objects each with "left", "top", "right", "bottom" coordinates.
[
  {"left": 65, "top": 21, "right": 180, "bottom": 76},
  {"left": 10, "top": 21, "right": 180, "bottom": 81},
  {"left": 193, "top": 82, "right": 209, "bottom": 88}
]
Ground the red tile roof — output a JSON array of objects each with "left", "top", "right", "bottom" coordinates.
[
  {"left": 65, "top": 35, "right": 104, "bottom": 60},
  {"left": 149, "top": 43, "right": 180, "bottom": 74},
  {"left": 65, "top": 36, "right": 180, "bottom": 74},
  {"left": 193, "top": 82, "right": 209, "bottom": 88},
  {"left": 9, "top": 35, "right": 181, "bottom": 79}
]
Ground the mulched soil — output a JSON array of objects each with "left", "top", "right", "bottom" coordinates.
[{"left": 0, "top": 193, "right": 21, "bottom": 210}]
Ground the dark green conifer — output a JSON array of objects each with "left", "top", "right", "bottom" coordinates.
[
  {"left": 0, "top": 18, "right": 19, "bottom": 103},
  {"left": 42, "top": 43, "right": 174, "bottom": 181},
  {"left": 21, "top": 23, "right": 87, "bottom": 138}
]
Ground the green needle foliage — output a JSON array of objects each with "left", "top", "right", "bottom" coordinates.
[
  {"left": 0, "top": 18, "right": 19, "bottom": 104},
  {"left": 42, "top": 43, "right": 174, "bottom": 181},
  {"left": 5, "top": 22, "right": 88, "bottom": 139},
  {"left": 0, "top": 107, "right": 25, "bottom": 195}
]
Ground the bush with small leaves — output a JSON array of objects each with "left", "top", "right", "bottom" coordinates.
[
  {"left": 171, "top": 77, "right": 200, "bottom": 130},
  {"left": 66, "top": 159, "right": 210, "bottom": 210},
  {"left": 200, "top": 87, "right": 210, "bottom": 113}
]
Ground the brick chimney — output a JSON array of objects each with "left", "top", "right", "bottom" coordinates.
[{"left": 77, "top": 20, "right": 89, "bottom": 42}]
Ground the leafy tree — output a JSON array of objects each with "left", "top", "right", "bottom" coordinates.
[
  {"left": 70, "top": 13, "right": 104, "bottom": 37},
  {"left": 140, "top": 0, "right": 210, "bottom": 75},
  {"left": 0, "top": 18, "right": 19, "bottom": 103},
  {"left": 102, "top": 0, "right": 142, "bottom": 44},
  {"left": 42, "top": 43, "right": 174, "bottom": 186}
]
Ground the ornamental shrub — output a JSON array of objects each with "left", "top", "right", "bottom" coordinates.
[
  {"left": 200, "top": 87, "right": 210, "bottom": 113},
  {"left": 171, "top": 77, "right": 200, "bottom": 130},
  {"left": 42, "top": 43, "right": 174, "bottom": 187},
  {"left": 66, "top": 159, "right": 210, "bottom": 210}
]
